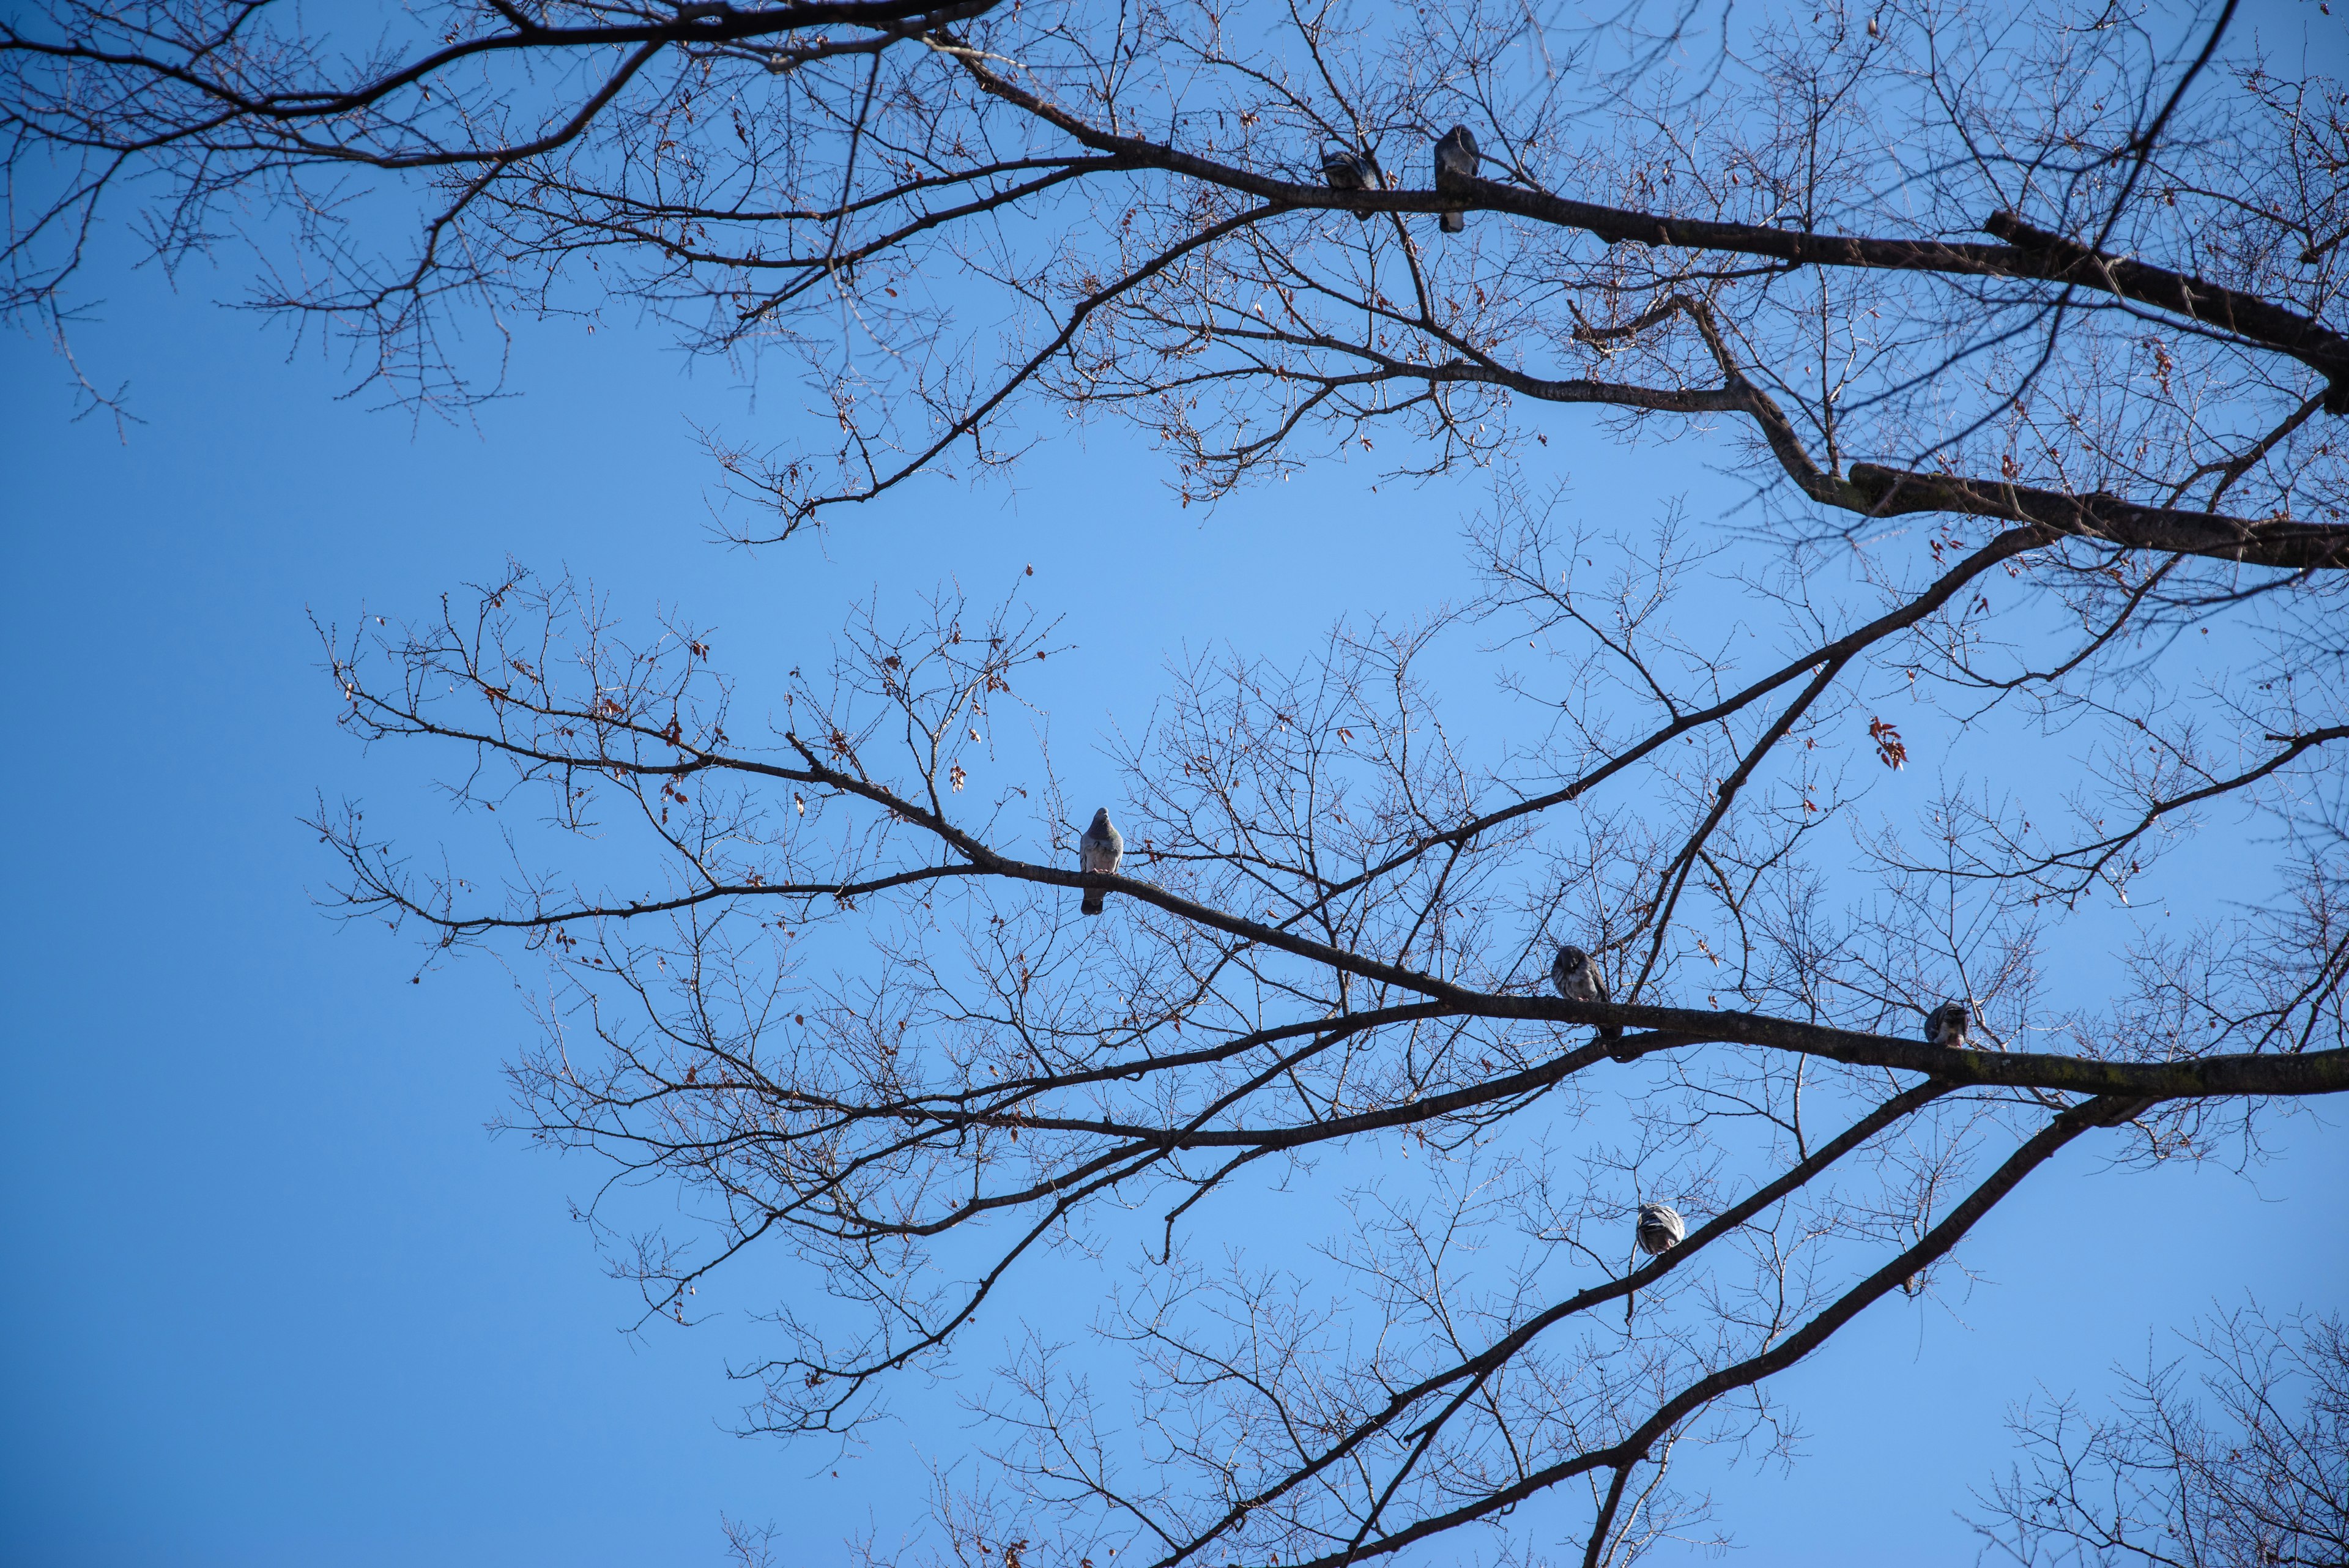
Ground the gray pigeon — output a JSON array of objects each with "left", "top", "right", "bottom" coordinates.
[
  {"left": 1078, "top": 807, "right": 1123, "bottom": 916},
  {"left": 1636, "top": 1200, "right": 1685, "bottom": 1256},
  {"left": 1433, "top": 124, "right": 1479, "bottom": 232},
  {"left": 1924, "top": 1000, "right": 1972, "bottom": 1048},
  {"left": 1552, "top": 942, "right": 1625, "bottom": 1054},
  {"left": 1320, "top": 146, "right": 1376, "bottom": 220}
]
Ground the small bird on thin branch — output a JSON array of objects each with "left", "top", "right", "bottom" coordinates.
[
  {"left": 1924, "top": 1000, "right": 1972, "bottom": 1048},
  {"left": 1433, "top": 124, "right": 1479, "bottom": 233},
  {"left": 1320, "top": 146, "right": 1376, "bottom": 220},
  {"left": 1078, "top": 808, "right": 1123, "bottom": 916}
]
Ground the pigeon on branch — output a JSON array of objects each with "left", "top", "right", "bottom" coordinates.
[
  {"left": 1078, "top": 808, "right": 1124, "bottom": 916},
  {"left": 1924, "top": 1000, "right": 1972, "bottom": 1048},
  {"left": 1552, "top": 943, "right": 1627, "bottom": 1055},
  {"left": 1433, "top": 125, "right": 1480, "bottom": 232},
  {"left": 1320, "top": 146, "right": 1377, "bottom": 219},
  {"left": 1636, "top": 1201, "right": 1686, "bottom": 1256}
]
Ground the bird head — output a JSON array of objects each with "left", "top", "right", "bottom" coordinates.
[
  {"left": 1088, "top": 807, "right": 1113, "bottom": 833},
  {"left": 1554, "top": 943, "right": 1590, "bottom": 973}
]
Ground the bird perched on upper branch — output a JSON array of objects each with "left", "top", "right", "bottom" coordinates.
[
  {"left": 1553, "top": 942, "right": 1628, "bottom": 1058},
  {"left": 1433, "top": 125, "right": 1479, "bottom": 232},
  {"left": 1924, "top": 1000, "right": 1972, "bottom": 1048},
  {"left": 1078, "top": 808, "right": 1123, "bottom": 916},
  {"left": 1320, "top": 146, "right": 1376, "bottom": 220},
  {"left": 1636, "top": 1201, "right": 1685, "bottom": 1256}
]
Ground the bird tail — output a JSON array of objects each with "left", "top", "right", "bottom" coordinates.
[
  {"left": 1081, "top": 888, "right": 1106, "bottom": 916},
  {"left": 1441, "top": 210, "right": 1465, "bottom": 233}
]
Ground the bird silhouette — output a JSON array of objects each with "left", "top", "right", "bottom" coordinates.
[
  {"left": 1078, "top": 808, "right": 1123, "bottom": 916},
  {"left": 1553, "top": 943, "right": 1627, "bottom": 1057},
  {"left": 1924, "top": 1000, "right": 1972, "bottom": 1048},
  {"left": 1433, "top": 124, "right": 1480, "bottom": 232},
  {"left": 1320, "top": 146, "right": 1376, "bottom": 220}
]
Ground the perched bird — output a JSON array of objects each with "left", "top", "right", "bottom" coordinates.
[
  {"left": 1433, "top": 124, "right": 1479, "bottom": 232},
  {"left": 1320, "top": 146, "right": 1377, "bottom": 220},
  {"left": 1552, "top": 943, "right": 1627, "bottom": 1055},
  {"left": 1636, "top": 1201, "right": 1686, "bottom": 1256},
  {"left": 1924, "top": 1000, "right": 1972, "bottom": 1049},
  {"left": 1078, "top": 808, "right": 1124, "bottom": 916}
]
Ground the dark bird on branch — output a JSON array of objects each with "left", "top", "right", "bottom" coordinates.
[
  {"left": 1553, "top": 942, "right": 1628, "bottom": 1057},
  {"left": 1078, "top": 808, "right": 1123, "bottom": 916},
  {"left": 1433, "top": 125, "right": 1479, "bottom": 233},
  {"left": 1925, "top": 1000, "right": 1972, "bottom": 1049},
  {"left": 1320, "top": 146, "right": 1377, "bottom": 220},
  {"left": 1636, "top": 1201, "right": 1685, "bottom": 1255}
]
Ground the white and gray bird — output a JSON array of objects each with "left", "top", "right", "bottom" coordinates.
[
  {"left": 1321, "top": 146, "right": 1377, "bottom": 220},
  {"left": 1636, "top": 1201, "right": 1685, "bottom": 1256},
  {"left": 1552, "top": 943, "right": 1625, "bottom": 1053},
  {"left": 1924, "top": 1000, "right": 1972, "bottom": 1049},
  {"left": 1078, "top": 807, "right": 1124, "bottom": 916},
  {"left": 1433, "top": 124, "right": 1479, "bottom": 232}
]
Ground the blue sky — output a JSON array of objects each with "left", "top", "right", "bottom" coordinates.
[{"left": 3, "top": 209, "right": 2345, "bottom": 1566}]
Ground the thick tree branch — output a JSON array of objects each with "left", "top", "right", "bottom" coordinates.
[{"left": 946, "top": 46, "right": 2349, "bottom": 401}]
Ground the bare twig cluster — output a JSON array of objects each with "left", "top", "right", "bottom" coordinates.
[{"left": 1974, "top": 1305, "right": 2349, "bottom": 1567}]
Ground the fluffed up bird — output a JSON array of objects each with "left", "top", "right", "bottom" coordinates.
[
  {"left": 1321, "top": 146, "right": 1377, "bottom": 220},
  {"left": 1553, "top": 943, "right": 1627, "bottom": 1057},
  {"left": 1924, "top": 1000, "right": 1972, "bottom": 1049},
  {"left": 1078, "top": 808, "right": 1124, "bottom": 916},
  {"left": 1433, "top": 124, "right": 1479, "bottom": 232},
  {"left": 1636, "top": 1201, "right": 1685, "bottom": 1256}
]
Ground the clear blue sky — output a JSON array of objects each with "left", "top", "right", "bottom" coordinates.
[{"left": 3, "top": 217, "right": 2344, "bottom": 1565}]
